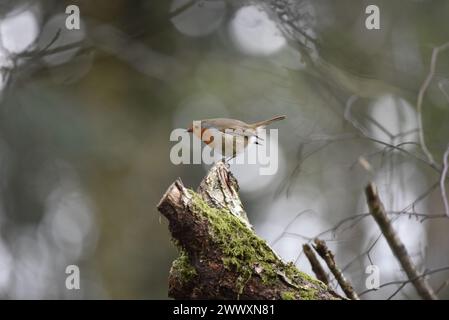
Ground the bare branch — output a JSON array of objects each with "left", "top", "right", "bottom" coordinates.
[
  {"left": 436, "top": 279, "right": 449, "bottom": 295},
  {"left": 387, "top": 282, "right": 408, "bottom": 300},
  {"left": 169, "top": 0, "right": 199, "bottom": 19},
  {"left": 270, "top": 209, "right": 315, "bottom": 247},
  {"left": 365, "top": 183, "right": 437, "bottom": 300},
  {"left": 441, "top": 145, "right": 449, "bottom": 217},
  {"left": 416, "top": 41, "right": 449, "bottom": 166},
  {"left": 359, "top": 265, "right": 449, "bottom": 297},
  {"left": 313, "top": 239, "right": 359, "bottom": 300},
  {"left": 303, "top": 243, "right": 330, "bottom": 285},
  {"left": 344, "top": 96, "right": 441, "bottom": 173},
  {"left": 438, "top": 80, "right": 449, "bottom": 103}
]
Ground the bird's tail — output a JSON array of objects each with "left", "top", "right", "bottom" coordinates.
[{"left": 250, "top": 115, "right": 286, "bottom": 128}]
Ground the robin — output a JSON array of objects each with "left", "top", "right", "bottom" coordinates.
[{"left": 186, "top": 115, "right": 286, "bottom": 161}]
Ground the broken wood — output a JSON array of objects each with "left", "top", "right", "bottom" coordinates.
[
  {"left": 313, "top": 239, "right": 359, "bottom": 300},
  {"left": 365, "top": 183, "right": 437, "bottom": 300},
  {"left": 157, "top": 161, "right": 341, "bottom": 300},
  {"left": 303, "top": 243, "right": 330, "bottom": 285}
]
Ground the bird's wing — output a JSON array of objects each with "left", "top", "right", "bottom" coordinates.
[
  {"left": 219, "top": 127, "right": 266, "bottom": 143},
  {"left": 219, "top": 127, "right": 257, "bottom": 137},
  {"left": 204, "top": 119, "right": 263, "bottom": 140}
]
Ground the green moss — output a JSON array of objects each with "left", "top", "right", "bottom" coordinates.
[
  {"left": 283, "top": 262, "right": 327, "bottom": 289},
  {"left": 280, "top": 286, "right": 321, "bottom": 300},
  {"left": 281, "top": 291, "right": 297, "bottom": 300},
  {"left": 281, "top": 284, "right": 320, "bottom": 300},
  {"left": 187, "top": 191, "right": 327, "bottom": 298},
  {"left": 299, "top": 287, "right": 318, "bottom": 300},
  {"left": 189, "top": 191, "right": 278, "bottom": 293},
  {"left": 171, "top": 250, "right": 197, "bottom": 284}
]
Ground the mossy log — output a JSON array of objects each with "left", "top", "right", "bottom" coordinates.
[{"left": 157, "top": 162, "right": 341, "bottom": 300}]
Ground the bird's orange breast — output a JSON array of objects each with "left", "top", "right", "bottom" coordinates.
[{"left": 201, "top": 128, "right": 215, "bottom": 145}]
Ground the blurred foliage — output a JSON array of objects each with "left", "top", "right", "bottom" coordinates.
[{"left": 0, "top": 0, "right": 448, "bottom": 299}]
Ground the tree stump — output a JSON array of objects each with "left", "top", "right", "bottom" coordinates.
[{"left": 157, "top": 161, "right": 341, "bottom": 300}]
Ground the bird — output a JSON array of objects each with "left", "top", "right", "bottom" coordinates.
[{"left": 186, "top": 115, "right": 286, "bottom": 161}]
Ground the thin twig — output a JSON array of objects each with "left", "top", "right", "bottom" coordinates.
[
  {"left": 416, "top": 41, "right": 449, "bottom": 166},
  {"left": 169, "top": 0, "right": 199, "bottom": 19},
  {"left": 41, "top": 29, "right": 62, "bottom": 52},
  {"left": 303, "top": 243, "right": 330, "bottom": 285},
  {"left": 438, "top": 80, "right": 449, "bottom": 103},
  {"left": 441, "top": 145, "right": 449, "bottom": 217},
  {"left": 359, "top": 265, "right": 449, "bottom": 297},
  {"left": 270, "top": 209, "right": 315, "bottom": 246},
  {"left": 365, "top": 183, "right": 437, "bottom": 300},
  {"left": 313, "top": 239, "right": 359, "bottom": 300},
  {"left": 387, "top": 281, "right": 412, "bottom": 300},
  {"left": 436, "top": 279, "right": 449, "bottom": 295},
  {"left": 344, "top": 98, "right": 441, "bottom": 173}
]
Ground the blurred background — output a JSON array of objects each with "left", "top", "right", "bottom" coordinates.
[{"left": 0, "top": 0, "right": 448, "bottom": 299}]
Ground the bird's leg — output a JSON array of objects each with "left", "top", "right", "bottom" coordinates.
[
  {"left": 219, "top": 157, "right": 231, "bottom": 166},
  {"left": 224, "top": 154, "right": 236, "bottom": 164},
  {"left": 254, "top": 134, "right": 264, "bottom": 146}
]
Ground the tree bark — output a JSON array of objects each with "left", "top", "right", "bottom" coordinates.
[
  {"left": 157, "top": 161, "right": 341, "bottom": 300},
  {"left": 365, "top": 183, "right": 437, "bottom": 300}
]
